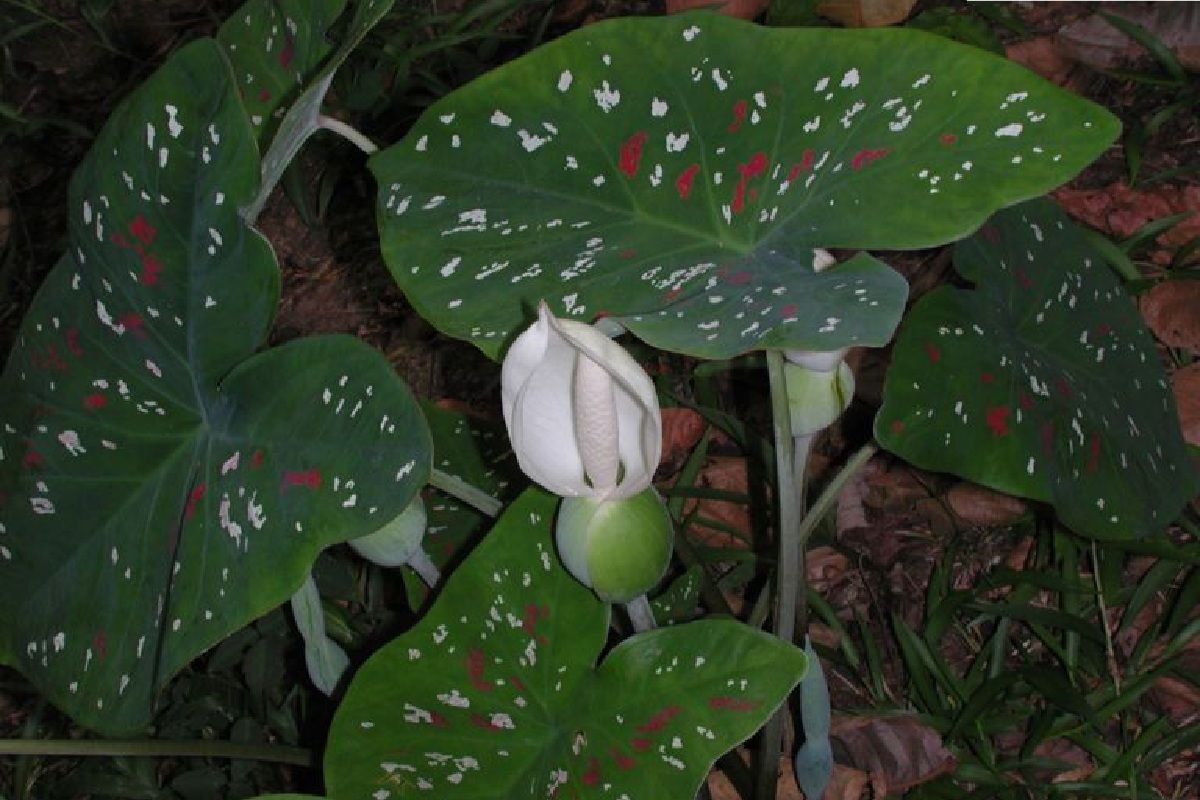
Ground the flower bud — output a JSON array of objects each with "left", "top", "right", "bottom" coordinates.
[
  {"left": 348, "top": 497, "right": 427, "bottom": 567},
  {"left": 555, "top": 487, "right": 673, "bottom": 603}
]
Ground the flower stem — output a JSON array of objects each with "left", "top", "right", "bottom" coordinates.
[
  {"left": 407, "top": 545, "right": 442, "bottom": 588},
  {"left": 428, "top": 468, "right": 503, "bottom": 517},
  {"left": 318, "top": 114, "right": 378, "bottom": 155},
  {"left": 755, "top": 350, "right": 800, "bottom": 800},
  {"left": 0, "top": 738, "right": 312, "bottom": 766},
  {"left": 624, "top": 594, "right": 657, "bottom": 632}
]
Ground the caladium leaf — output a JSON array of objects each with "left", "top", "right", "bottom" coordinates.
[
  {"left": 372, "top": 11, "right": 1118, "bottom": 360},
  {"left": 325, "top": 488, "right": 807, "bottom": 799},
  {"left": 875, "top": 198, "right": 1197, "bottom": 539},
  {"left": 217, "top": 0, "right": 347, "bottom": 142},
  {"left": 0, "top": 39, "right": 430, "bottom": 734}
]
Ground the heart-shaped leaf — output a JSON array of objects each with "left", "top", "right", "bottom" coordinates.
[
  {"left": 0, "top": 39, "right": 430, "bottom": 734},
  {"left": 325, "top": 488, "right": 806, "bottom": 798},
  {"left": 875, "top": 198, "right": 1197, "bottom": 539},
  {"left": 372, "top": 11, "right": 1118, "bottom": 359}
]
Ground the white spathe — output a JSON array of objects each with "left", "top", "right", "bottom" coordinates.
[{"left": 502, "top": 302, "right": 661, "bottom": 501}]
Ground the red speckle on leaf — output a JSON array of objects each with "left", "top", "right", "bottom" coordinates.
[
  {"left": 65, "top": 329, "right": 83, "bottom": 357},
  {"left": 129, "top": 215, "right": 157, "bottom": 247},
  {"left": 110, "top": 232, "right": 129, "bottom": 248},
  {"left": 985, "top": 405, "right": 1011, "bottom": 437},
  {"left": 93, "top": 630, "right": 107, "bottom": 659},
  {"left": 890, "top": 420, "right": 905, "bottom": 434},
  {"left": 250, "top": 449, "right": 265, "bottom": 468},
  {"left": 184, "top": 483, "right": 207, "bottom": 520},
  {"left": 510, "top": 675, "right": 526, "bottom": 693},
  {"left": 940, "top": 133, "right": 958, "bottom": 145},
  {"left": 731, "top": 151, "right": 769, "bottom": 213},
  {"left": 1015, "top": 269, "right": 1033, "bottom": 289},
  {"left": 619, "top": 248, "right": 637, "bottom": 259},
  {"left": 781, "top": 303, "right": 798, "bottom": 317},
  {"left": 1041, "top": 421, "right": 1055, "bottom": 455},
  {"left": 630, "top": 737, "right": 652, "bottom": 751},
  {"left": 22, "top": 448, "right": 42, "bottom": 470},
  {"left": 675, "top": 163, "right": 700, "bottom": 199},
  {"left": 1087, "top": 433, "right": 1101, "bottom": 473},
  {"left": 709, "top": 696, "right": 758, "bottom": 712},
  {"left": 83, "top": 393, "right": 108, "bottom": 409},
  {"left": 279, "top": 37, "right": 294, "bottom": 68},
  {"left": 1095, "top": 323, "right": 1112, "bottom": 337},
  {"left": 281, "top": 469, "right": 321, "bottom": 490},
  {"left": 117, "top": 313, "right": 146, "bottom": 337},
  {"left": 618, "top": 131, "right": 647, "bottom": 178},
  {"left": 801, "top": 148, "right": 815, "bottom": 170},
  {"left": 850, "top": 148, "right": 889, "bottom": 170},
  {"left": 33, "top": 345, "right": 68, "bottom": 373},
  {"left": 1018, "top": 392, "right": 1034, "bottom": 411},
  {"left": 636, "top": 705, "right": 681, "bottom": 733},
  {"left": 466, "top": 649, "right": 492, "bottom": 692},
  {"left": 610, "top": 747, "right": 636, "bottom": 770},
  {"left": 981, "top": 372, "right": 995, "bottom": 383},
  {"left": 1055, "top": 378, "right": 1073, "bottom": 398},
  {"left": 727, "top": 271, "right": 752, "bottom": 285},
  {"left": 582, "top": 757, "right": 603, "bottom": 786},
  {"left": 924, "top": 343, "right": 941, "bottom": 363},
  {"left": 522, "top": 604, "right": 549, "bottom": 637},
  {"left": 257, "top": 88, "right": 272, "bottom": 102},
  {"left": 430, "top": 712, "right": 449, "bottom": 728},
  {"left": 140, "top": 254, "right": 162, "bottom": 286},
  {"left": 469, "top": 713, "right": 501, "bottom": 731},
  {"left": 728, "top": 99, "right": 748, "bottom": 133}
]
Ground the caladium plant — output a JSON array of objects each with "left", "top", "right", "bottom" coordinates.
[
  {"left": 372, "top": 11, "right": 1117, "bottom": 362},
  {"left": 876, "top": 198, "right": 1197, "bottom": 539},
  {"left": 0, "top": 34, "right": 430, "bottom": 734},
  {"left": 325, "top": 488, "right": 807, "bottom": 799}
]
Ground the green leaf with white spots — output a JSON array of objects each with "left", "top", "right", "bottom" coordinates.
[
  {"left": 326, "top": 488, "right": 807, "bottom": 799},
  {"left": 372, "top": 11, "right": 1118, "bottom": 360},
  {"left": 875, "top": 198, "right": 1197, "bottom": 540},
  {"left": 0, "top": 40, "right": 430, "bottom": 734},
  {"left": 217, "top": 0, "right": 347, "bottom": 142}
]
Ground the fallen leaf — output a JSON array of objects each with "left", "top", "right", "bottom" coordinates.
[
  {"left": 817, "top": 0, "right": 918, "bottom": 28},
  {"left": 1054, "top": 183, "right": 1200, "bottom": 265},
  {"left": 1003, "top": 535, "right": 1036, "bottom": 571},
  {"left": 807, "top": 546, "right": 850, "bottom": 593},
  {"left": 1142, "top": 281, "right": 1200, "bottom": 352},
  {"left": 945, "top": 482, "right": 1029, "bottom": 527},
  {"left": 824, "top": 763, "right": 871, "bottom": 800},
  {"left": 665, "top": 0, "right": 769, "bottom": 20},
  {"left": 1006, "top": 37, "right": 1079, "bottom": 87},
  {"left": 1058, "top": 3, "right": 1200, "bottom": 73},
  {"left": 660, "top": 407, "right": 707, "bottom": 471},
  {"left": 1149, "top": 674, "right": 1200, "bottom": 723},
  {"left": 1173, "top": 363, "right": 1200, "bottom": 446},
  {"left": 809, "top": 621, "right": 841, "bottom": 651},
  {"left": 1032, "top": 738, "right": 1095, "bottom": 784},
  {"left": 829, "top": 714, "right": 957, "bottom": 795},
  {"left": 683, "top": 456, "right": 752, "bottom": 548}
]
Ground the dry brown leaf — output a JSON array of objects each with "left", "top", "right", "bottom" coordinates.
[
  {"left": 809, "top": 621, "right": 841, "bottom": 650},
  {"left": 945, "top": 482, "right": 1028, "bottom": 527},
  {"left": 1003, "top": 535, "right": 1036, "bottom": 571},
  {"left": 664, "top": 0, "right": 769, "bottom": 20},
  {"left": 829, "top": 714, "right": 957, "bottom": 795},
  {"left": 683, "top": 456, "right": 752, "bottom": 548},
  {"left": 816, "top": 0, "right": 917, "bottom": 28},
  {"left": 1149, "top": 675, "right": 1200, "bottom": 723},
  {"left": 1006, "top": 37, "right": 1079, "bottom": 87},
  {"left": 660, "top": 407, "right": 707, "bottom": 471},
  {"left": 1173, "top": 363, "right": 1200, "bottom": 446},
  {"left": 824, "top": 763, "right": 871, "bottom": 800},
  {"left": 1141, "top": 281, "right": 1200, "bottom": 352},
  {"left": 1058, "top": 3, "right": 1200, "bottom": 73},
  {"left": 1054, "top": 183, "right": 1200, "bottom": 265},
  {"left": 1032, "top": 738, "right": 1095, "bottom": 784},
  {"left": 807, "top": 545, "right": 850, "bottom": 593}
]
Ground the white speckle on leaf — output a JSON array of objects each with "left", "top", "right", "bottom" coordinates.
[
  {"left": 557, "top": 70, "right": 573, "bottom": 92},
  {"left": 490, "top": 110, "right": 511, "bottom": 127},
  {"left": 995, "top": 123, "right": 1023, "bottom": 137},
  {"left": 593, "top": 80, "right": 620, "bottom": 112}
]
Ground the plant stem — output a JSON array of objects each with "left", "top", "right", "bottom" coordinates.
[
  {"left": 625, "top": 594, "right": 656, "bottom": 632},
  {"left": 0, "top": 738, "right": 313, "bottom": 766},
  {"left": 318, "top": 114, "right": 379, "bottom": 155},
  {"left": 429, "top": 468, "right": 503, "bottom": 517},
  {"left": 793, "top": 442, "right": 877, "bottom": 556},
  {"left": 755, "top": 350, "right": 799, "bottom": 800},
  {"left": 407, "top": 546, "right": 442, "bottom": 588}
]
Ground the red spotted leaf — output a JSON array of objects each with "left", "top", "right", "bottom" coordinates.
[
  {"left": 372, "top": 12, "right": 1117, "bottom": 360},
  {"left": 876, "top": 199, "right": 1196, "bottom": 539},
  {"left": 0, "top": 40, "right": 430, "bottom": 734},
  {"left": 326, "top": 489, "right": 806, "bottom": 798}
]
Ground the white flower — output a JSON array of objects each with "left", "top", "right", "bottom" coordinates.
[{"left": 501, "top": 302, "right": 661, "bottom": 501}]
